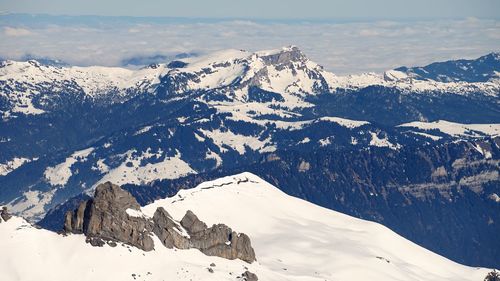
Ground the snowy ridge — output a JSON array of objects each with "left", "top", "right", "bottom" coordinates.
[
  {"left": 143, "top": 172, "right": 496, "bottom": 280},
  {"left": 2, "top": 47, "right": 499, "bottom": 119},
  {"left": 0, "top": 173, "right": 493, "bottom": 281},
  {"left": 0, "top": 60, "right": 166, "bottom": 118},
  {"left": 0, "top": 60, "right": 166, "bottom": 96},
  {"left": 332, "top": 70, "right": 500, "bottom": 96},
  {"left": 391, "top": 52, "right": 500, "bottom": 83},
  {"left": 167, "top": 46, "right": 500, "bottom": 107},
  {"left": 222, "top": 108, "right": 370, "bottom": 130},
  {"left": 398, "top": 120, "right": 500, "bottom": 138}
]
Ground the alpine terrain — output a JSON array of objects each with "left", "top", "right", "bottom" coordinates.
[
  {"left": 1, "top": 47, "right": 499, "bottom": 269},
  {"left": 0, "top": 173, "right": 495, "bottom": 281}
]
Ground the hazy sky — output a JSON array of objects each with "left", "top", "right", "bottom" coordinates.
[
  {"left": 0, "top": 1, "right": 499, "bottom": 74},
  {"left": 2, "top": 0, "right": 500, "bottom": 19}
]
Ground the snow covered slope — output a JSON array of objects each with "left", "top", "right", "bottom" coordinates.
[
  {"left": 0, "top": 173, "right": 493, "bottom": 281},
  {"left": 0, "top": 59, "right": 165, "bottom": 118},
  {"left": 0, "top": 59, "right": 165, "bottom": 98},
  {"left": 392, "top": 52, "right": 500, "bottom": 83},
  {"left": 398, "top": 120, "right": 500, "bottom": 138}
]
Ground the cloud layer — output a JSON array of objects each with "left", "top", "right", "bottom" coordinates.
[{"left": 0, "top": 16, "right": 498, "bottom": 74}]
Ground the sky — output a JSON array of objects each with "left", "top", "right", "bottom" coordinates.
[
  {"left": 0, "top": 1, "right": 499, "bottom": 74},
  {"left": 2, "top": 0, "right": 500, "bottom": 19}
]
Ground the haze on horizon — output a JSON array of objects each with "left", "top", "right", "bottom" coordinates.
[{"left": 0, "top": 0, "right": 499, "bottom": 74}]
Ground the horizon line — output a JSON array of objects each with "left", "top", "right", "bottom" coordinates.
[{"left": 1, "top": 12, "right": 499, "bottom": 23}]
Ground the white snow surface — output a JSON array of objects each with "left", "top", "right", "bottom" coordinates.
[
  {"left": 5, "top": 189, "right": 56, "bottom": 220},
  {"left": 0, "top": 60, "right": 165, "bottom": 97},
  {"left": 93, "top": 149, "right": 195, "bottom": 187},
  {"left": 44, "top": 147, "right": 94, "bottom": 186},
  {"left": 369, "top": 132, "right": 401, "bottom": 150},
  {"left": 489, "top": 193, "right": 500, "bottom": 203},
  {"left": 0, "top": 173, "right": 493, "bottom": 280},
  {"left": 408, "top": 131, "right": 443, "bottom": 141},
  {"left": 398, "top": 120, "right": 500, "bottom": 138},
  {"left": 0, "top": 157, "right": 33, "bottom": 176},
  {"left": 319, "top": 116, "right": 369, "bottom": 128},
  {"left": 125, "top": 208, "right": 147, "bottom": 219},
  {"left": 219, "top": 105, "right": 369, "bottom": 131},
  {"left": 198, "top": 128, "right": 275, "bottom": 154}
]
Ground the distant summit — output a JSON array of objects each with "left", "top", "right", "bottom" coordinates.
[{"left": 392, "top": 52, "right": 500, "bottom": 83}]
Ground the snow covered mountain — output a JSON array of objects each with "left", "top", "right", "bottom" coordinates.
[
  {"left": 2, "top": 47, "right": 499, "bottom": 119},
  {"left": 1, "top": 47, "right": 499, "bottom": 268},
  {"left": 0, "top": 173, "right": 494, "bottom": 281},
  {"left": 391, "top": 52, "right": 500, "bottom": 83},
  {"left": 0, "top": 59, "right": 166, "bottom": 117}
]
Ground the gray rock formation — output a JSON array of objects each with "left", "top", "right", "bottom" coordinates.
[
  {"left": 181, "top": 211, "right": 255, "bottom": 263},
  {"left": 64, "top": 182, "right": 154, "bottom": 251},
  {"left": 260, "top": 46, "right": 306, "bottom": 69},
  {"left": 180, "top": 210, "right": 208, "bottom": 233},
  {"left": 241, "top": 271, "right": 258, "bottom": 281},
  {"left": 64, "top": 182, "right": 256, "bottom": 263},
  {"left": 152, "top": 207, "right": 189, "bottom": 249},
  {"left": 153, "top": 208, "right": 256, "bottom": 263},
  {"left": 64, "top": 200, "right": 90, "bottom": 233},
  {"left": 0, "top": 206, "right": 12, "bottom": 222}
]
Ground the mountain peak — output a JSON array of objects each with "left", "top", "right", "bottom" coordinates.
[
  {"left": 158, "top": 46, "right": 329, "bottom": 102},
  {"left": 257, "top": 45, "right": 307, "bottom": 65}
]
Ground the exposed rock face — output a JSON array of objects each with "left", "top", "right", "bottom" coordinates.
[
  {"left": 260, "top": 46, "right": 306, "bottom": 69},
  {"left": 64, "top": 182, "right": 256, "bottom": 263},
  {"left": 152, "top": 207, "right": 189, "bottom": 249},
  {"left": 180, "top": 211, "right": 256, "bottom": 263},
  {"left": 180, "top": 210, "right": 207, "bottom": 233},
  {"left": 64, "top": 182, "right": 154, "bottom": 251},
  {"left": 153, "top": 208, "right": 256, "bottom": 263},
  {"left": 64, "top": 200, "right": 90, "bottom": 233},
  {"left": 0, "top": 206, "right": 12, "bottom": 222}
]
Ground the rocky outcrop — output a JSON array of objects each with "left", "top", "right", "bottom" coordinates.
[
  {"left": 0, "top": 206, "right": 12, "bottom": 222},
  {"left": 152, "top": 207, "right": 190, "bottom": 249},
  {"left": 64, "top": 200, "right": 90, "bottom": 233},
  {"left": 64, "top": 182, "right": 154, "bottom": 251},
  {"left": 260, "top": 46, "right": 306, "bottom": 69},
  {"left": 64, "top": 182, "right": 256, "bottom": 263},
  {"left": 181, "top": 211, "right": 256, "bottom": 263},
  {"left": 152, "top": 208, "right": 256, "bottom": 263},
  {"left": 181, "top": 210, "right": 208, "bottom": 233}
]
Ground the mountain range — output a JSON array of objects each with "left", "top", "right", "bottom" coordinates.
[{"left": 0, "top": 46, "right": 499, "bottom": 268}]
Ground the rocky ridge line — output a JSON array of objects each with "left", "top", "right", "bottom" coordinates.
[{"left": 64, "top": 182, "right": 256, "bottom": 263}]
